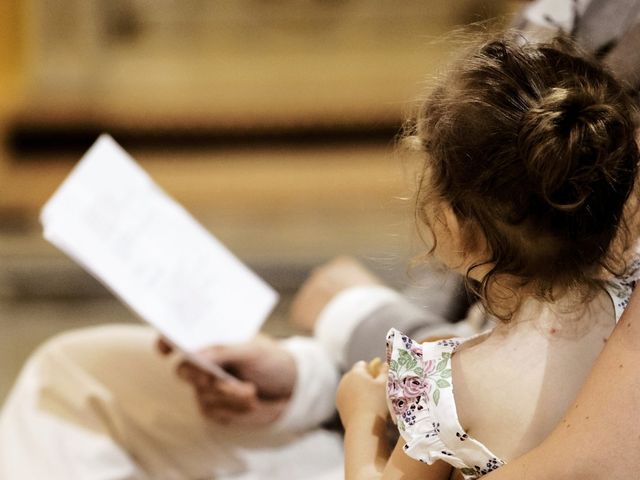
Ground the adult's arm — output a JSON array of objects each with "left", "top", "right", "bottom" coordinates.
[
  {"left": 292, "top": 257, "right": 469, "bottom": 369},
  {"left": 483, "top": 285, "right": 640, "bottom": 479},
  {"left": 340, "top": 267, "right": 469, "bottom": 367},
  {"left": 160, "top": 334, "right": 339, "bottom": 432}
]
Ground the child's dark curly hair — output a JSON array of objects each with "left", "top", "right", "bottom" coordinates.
[{"left": 408, "top": 35, "right": 640, "bottom": 321}]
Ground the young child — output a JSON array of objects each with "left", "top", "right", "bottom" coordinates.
[{"left": 336, "top": 35, "right": 640, "bottom": 480}]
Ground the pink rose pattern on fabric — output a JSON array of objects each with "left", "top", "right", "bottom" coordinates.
[
  {"left": 385, "top": 329, "right": 506, "bottom": 479},
  {"left": 386, "top": 331, "right": 455, "bottom": 427},
  {"left": 387, "top": 371, "right": 402, "bottom": 399},
  {"left": 402, "top": 375, "right": 429, "bottom": 397},
  {"left": 391, "top": 396, "right": 409, "bottom": 416}
]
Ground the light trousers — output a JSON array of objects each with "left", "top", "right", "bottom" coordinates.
[{"left": 0, "top": 325, "right": 343, "bottom": 479}]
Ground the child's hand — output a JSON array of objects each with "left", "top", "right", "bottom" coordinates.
[{"left": 336, "top": 360, "right": 388, "bottom": 428}]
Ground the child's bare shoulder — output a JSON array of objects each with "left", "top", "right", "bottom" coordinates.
[{"left": 452, "top": 308, "right": 614, "bottom": 461}]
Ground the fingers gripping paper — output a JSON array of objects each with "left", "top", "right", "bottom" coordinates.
[{"left": 41, "top": 135, "right": 279, "bottom": 359}]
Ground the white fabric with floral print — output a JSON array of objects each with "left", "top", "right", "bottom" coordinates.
[
  {"left": 386, "top": 329, "right": 503, "bottom": 479},
  {"left": 605, "top": 257, "right": 640, "bottom": 319},
  {"left": 385, "top": 256, "right": 640, "bottom": 479}
]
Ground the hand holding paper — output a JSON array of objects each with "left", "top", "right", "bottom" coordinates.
[{"left": 41, "top": 135, "right": 279, "bottom": 379}]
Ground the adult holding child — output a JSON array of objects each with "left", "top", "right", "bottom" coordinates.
[
  {"left": 338, "top": 33, "right": 640, "bottom": 479},
  {"left": 2, "top": 0, "right": 640, "bottom": 478}
]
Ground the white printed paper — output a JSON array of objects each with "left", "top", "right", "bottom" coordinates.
[{"left": 41, "top": 135, "right": 279, "bottom": 365}]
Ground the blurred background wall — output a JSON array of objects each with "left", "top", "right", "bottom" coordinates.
[{"left": 0, "top": 0, "right": 513, "bottom": 400}]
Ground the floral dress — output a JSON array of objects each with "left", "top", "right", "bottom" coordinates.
[
  {"left": 386, "top": 329, "right": 503, "bottom": 479},
  {"left": 385, "top": 258, "right": 640, "bottom": 480}
]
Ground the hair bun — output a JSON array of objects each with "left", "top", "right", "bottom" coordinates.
[{"left": 518, "top": 86, "right": 623, "bottom": 212}]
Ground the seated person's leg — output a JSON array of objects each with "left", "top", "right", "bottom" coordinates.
[{"left": 0, "top": 324, "right": 279, "bottom": 479}]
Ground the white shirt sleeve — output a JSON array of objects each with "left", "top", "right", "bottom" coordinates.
[
  {"left": 524, "top": 0, "right": 590, "bottom": 30},
  {"left": 313, "top": 285, "right": 404, "bottom": 368},
  {"left": 271, "top": 336, "right": 340, "bottom": 433},
  {"left": 272, "top": 286, "right": 405, "bottom": 432}
]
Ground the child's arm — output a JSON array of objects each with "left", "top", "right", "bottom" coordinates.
[
  {"left": 337, "top": 361, "right": 390, "bottom": 480},
  {"left": 383, "top": 439, "right": 452, "bottom": 480},
  {"left": 337, "top": 361, "right": 452, "bottom": 480},
  {"left": 343, "top": 410, "right": 390, "bottom": 479}
]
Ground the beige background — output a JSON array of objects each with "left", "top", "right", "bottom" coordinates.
[{"left": 0, "top": 0, "right": 514, "bottom": 400}]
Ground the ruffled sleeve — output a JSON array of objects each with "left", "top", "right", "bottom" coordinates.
[
  {"left": 605, "top": 256, "right": 640, "bottom": 321},
  {"left": 385, "top": 329, "right": 467, "bottom": 468},
  {"left": 385, "top": 328, "right": 504, "bottom": 478}
]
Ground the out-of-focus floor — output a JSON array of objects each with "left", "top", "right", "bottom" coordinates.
[{"left": 0, "top": 142, "right": 420, "bottom": 402}]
